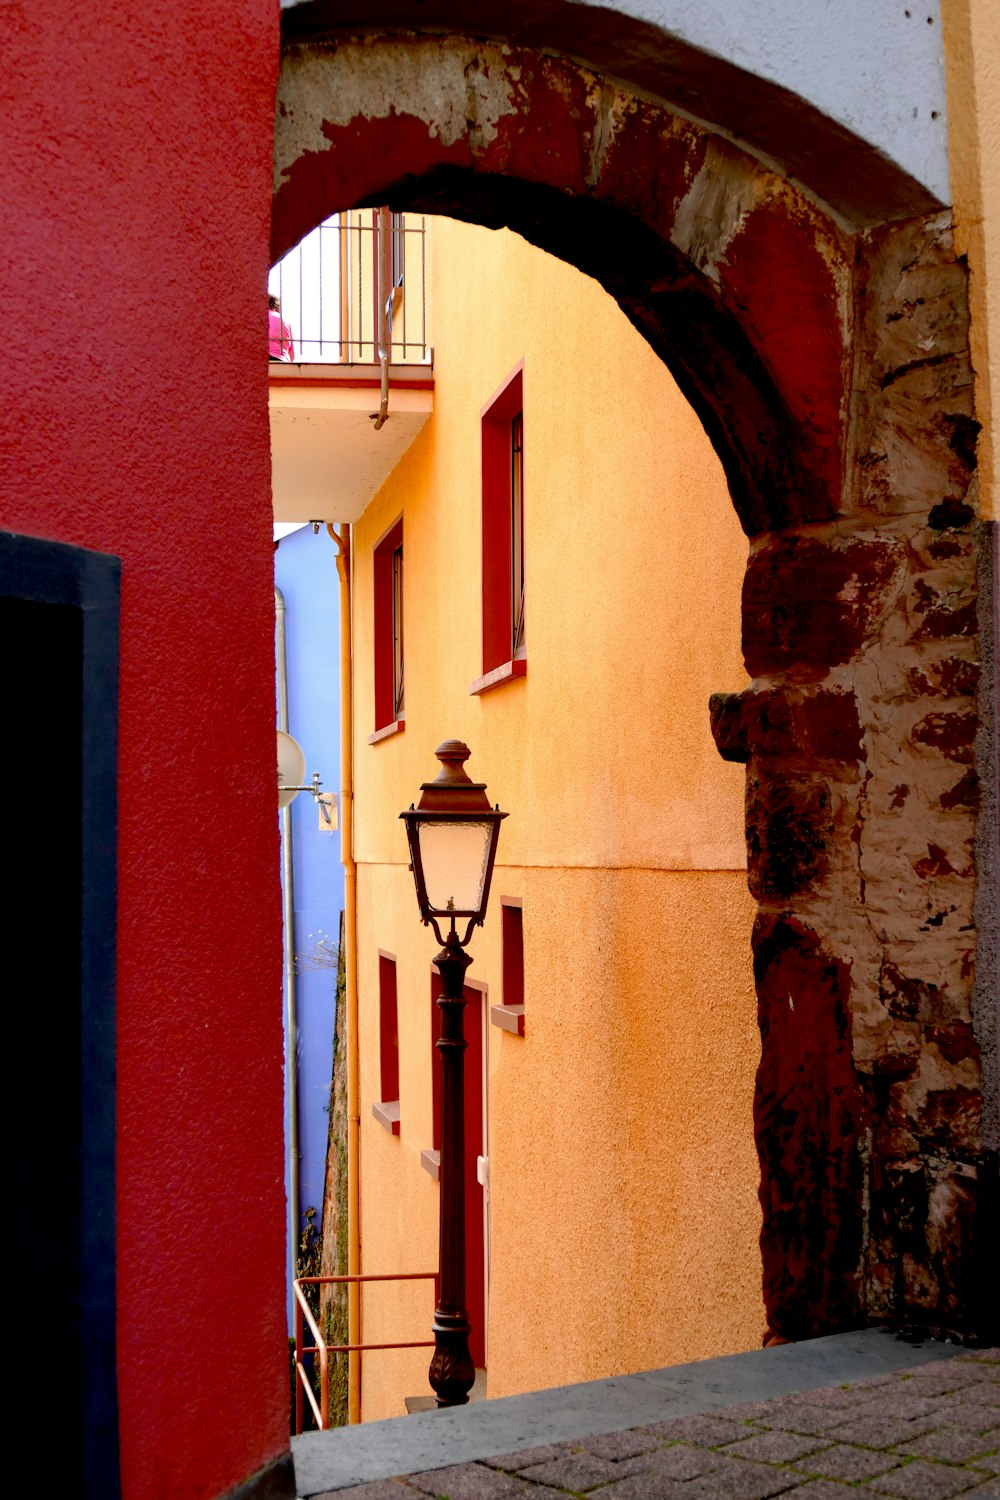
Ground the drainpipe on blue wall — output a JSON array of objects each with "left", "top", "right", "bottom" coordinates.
[{"left": 275, "top": 584, "right": 300, "bottom": 1293}]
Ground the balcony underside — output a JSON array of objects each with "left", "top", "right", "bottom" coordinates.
[{"left": 270, "top": 363, "right": 433, "bottom": 524}]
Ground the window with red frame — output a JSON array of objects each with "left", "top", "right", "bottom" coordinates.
[
  {"left": 371, "top": 517, "right": 404, "bottom": 737},
  {"left": 374, "top": 952, "right": 400, "bottom": 1135},
  {"left": 490, "top": 899, "right": 525, "bottom": 1035},
  {"left": 474, "top": 366, "right": 526, "bottom": 690}
]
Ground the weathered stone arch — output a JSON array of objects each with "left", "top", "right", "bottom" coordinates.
[{"left": 274, "top": 31, "right": 995, "bottom": 1344}]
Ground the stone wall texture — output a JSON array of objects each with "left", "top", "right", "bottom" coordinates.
[{"left": 712, "top": 213, "right": 992, "bottom": 1340}]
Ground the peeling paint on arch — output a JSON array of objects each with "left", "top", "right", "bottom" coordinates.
[{"left": 275, "top": 38, "right": 522, "bottom": 190}]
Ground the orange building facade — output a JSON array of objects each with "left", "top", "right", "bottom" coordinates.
[{"left": 346, "top": 216, "right": 763, "bottom": 1421}]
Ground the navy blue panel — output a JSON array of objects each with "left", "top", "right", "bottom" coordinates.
[{"left": 0, "top": 532, "right": 121, "bottom": 1499}]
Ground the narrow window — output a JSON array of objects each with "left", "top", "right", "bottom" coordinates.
[
  {"left": 491, "top": 900, "right": 525, "bottom": 1035},
  {"left": 371, "top": 517, "right": 405, "bottom": 739},
  {"left": 473, "top": 365, "right": 527, "bottom": 693},
  {"left": 374, "top": 952, "right": 400, "bottom": 1134},
  {"left": 392, "top": 540, "right": 404, "bottom": 717},
  {"left": 510, "top": 411, "right": 525, "bottom": 658}
]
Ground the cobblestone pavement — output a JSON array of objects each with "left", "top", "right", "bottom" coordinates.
[{"left": 322, "top": 1349, "right": 999, "bottom": 1500}]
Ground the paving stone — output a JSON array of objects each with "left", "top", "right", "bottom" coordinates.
[
  {"left": 519, "top": 1452, "right": 623, "bottom": 1490},
  {"left": 870, "top": 1459, "right": 989, "bottom": 1499},
  {"left": 933, "top": 1411, "right": 1000, "bottom": 1435},
  {"left": 787, "top": 1387, "right": 867, "bottom": 1411},
  {"left": 772, "top": 1485, "right": 859, "bottom": 1499},
  {"left": 929, "top": 1396, "right": 1000, "bottom": 1429},
  {"left": 404, "top": 1463, "right": 531, "bottom": 1499},
  {"left": 897, "top": 1430, "right": 1000, "bottom": 1464},
  {"left": 595, "top": 1476, "right": 705, "bottom": 1500},
  {"left": 955, "top": 1389, "right": 1000, "bottom": 1411},
  {"left": 725, "top": 1400, "right": 794, "bottom": 1421},
  {"left": 951, "top": 1369, "right": 1000, "bottom": 1387},
  {"left": 481, "top": 1444, "right": 571, "bottom": 1471},
  {"left": 578, "top": 1430, "right": 660, "bottom": 1462},
  {"left": 792, "top": 1442, "right": 903, "bottom": 1482},
  {"left": 634, "top": 1444, "right": 729, "bottom": 1481},
  {"left": 907, "top": 1369, "right": 989, "bottom": 1397},
  {"left": 323, "top": 1482, "right": 419, "bottom": 1499},
  {"left": 763, "top": 1404, "right": 866, "bottom": 1436},
  {"left": 723, "top": 1430, "right": 831, "bottom": 1465},
  {"left": 684, "top": 1454, "right": 800, "bottom": 1497},
  {"left": 827, "top": 1412, "right": 936, "bottom": 1448},
  {"left": 496, "top": 1490, "right": 569, "bottom": 1499},
  {"left": 642, "top": 1413, "right": 750, "bottom": 1446},
  {"left": 859, "top": 1393, "right": 945, "bottom": 1420},
  {"left": 954, "top": 1485, "right": 1000, "bottom": 1498}
]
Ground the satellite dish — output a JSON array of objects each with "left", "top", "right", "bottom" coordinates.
[{"left": 277, "top": 729, "right": 307, "bottom": 809}]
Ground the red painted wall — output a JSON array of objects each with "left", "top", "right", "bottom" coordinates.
[{"left": 2, "top": 5, "right": 286, "bottom": 1496}]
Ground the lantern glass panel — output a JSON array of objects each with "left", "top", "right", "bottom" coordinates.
[{"left": 418, "top": 820, "right": 493, "bottom": 915}]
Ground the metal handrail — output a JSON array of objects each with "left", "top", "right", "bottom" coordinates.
[
  {"left": 372, "top": 206, "right": 390, "bottom": 429},
  {"left": 293, "top": 1272, "right": 438, "bottom": 1432}
]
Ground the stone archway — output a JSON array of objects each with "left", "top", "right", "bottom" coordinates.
[{"left": 273, "top": 32, "right": 994, "bottom": 1343}]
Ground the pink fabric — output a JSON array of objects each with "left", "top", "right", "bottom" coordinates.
[{"left": 268, "top": 307, "right": 294, "bottom": 360}]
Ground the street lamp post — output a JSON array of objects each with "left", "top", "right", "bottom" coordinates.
[{"left": 401, "top": 740, "right": 507, "bottom": 1407}]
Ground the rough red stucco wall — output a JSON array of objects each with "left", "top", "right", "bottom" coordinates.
[{"left": 2, "top": 5, "right": 286, "bottom": 1496}]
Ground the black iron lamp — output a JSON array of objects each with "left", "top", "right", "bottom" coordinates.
[{"left": 401, "top": 741, "right": 506, "bottom": 1406}]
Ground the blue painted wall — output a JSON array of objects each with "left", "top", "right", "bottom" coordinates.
[{"left": 274, "top": 526, "right": 344, "bottom": 1260}]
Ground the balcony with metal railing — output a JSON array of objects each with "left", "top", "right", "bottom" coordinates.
[
  {"left": 268, "top": 210, "right": 434, "bottom": 527},
  {"left": 269, "top": 211, "right": 429, "bottom": 367}
]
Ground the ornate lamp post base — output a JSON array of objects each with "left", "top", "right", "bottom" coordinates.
[{"left": 429, "top": 1310, "right": 476, "bottom": 1407}]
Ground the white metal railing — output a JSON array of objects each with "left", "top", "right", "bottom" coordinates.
[{"left": 268, "top": 211, "right": 428, "bottom": 366}]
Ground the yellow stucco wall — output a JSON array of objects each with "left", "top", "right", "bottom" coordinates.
[
  {"left": 352, "top": 216, "right": 762, "bottom": 1421},
  {"left": 942, "top": 0, "right": 1000, "bottom": 521}
]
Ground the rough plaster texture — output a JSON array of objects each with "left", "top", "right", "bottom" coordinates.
[
  {"left": 274, "top": 35, "right": 997, "bottom": 1348},
  {"left": 350, "top": 216, "right": 761, "bottom": 1420},
  {"left": 280, "top": 0, "right": 950, "bottom": 219},
  {"left": 1, "top": 4, "right": 289, "bottom": 1496}
]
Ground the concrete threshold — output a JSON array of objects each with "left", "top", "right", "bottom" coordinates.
[{"left": 291, "top": 1327, "right": 961, "bottom": 1495}]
